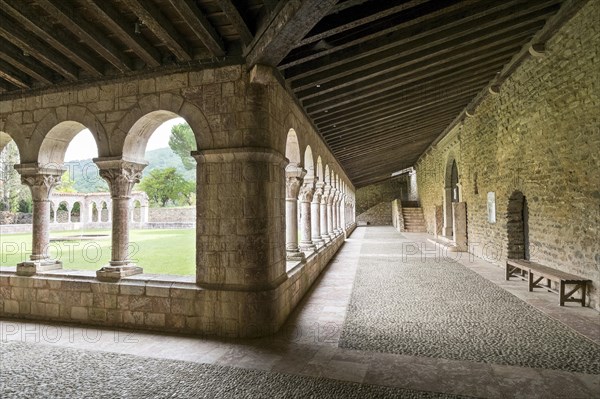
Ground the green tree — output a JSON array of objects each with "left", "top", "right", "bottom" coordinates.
[
  {"left": 55, "top": 171, "right": 76, "bottom": 193},
  {"left": 139, "top": 167, "right": 193, "bottom": 207},
  {"left": 0, "top": 141, "right": 31, "bottom": 212},
  {"left": 168, "top": 123, "right": 197, "bottom": 170}
]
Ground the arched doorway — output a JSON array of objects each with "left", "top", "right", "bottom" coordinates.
[
  {"left": 443, "top": 156, "right": 459, "bottom": 237},
  {"left": 507, "top": 191, "right": 530, "bottom": 260}
]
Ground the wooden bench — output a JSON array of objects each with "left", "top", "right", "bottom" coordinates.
[{"left": 506, "top": 259, "right": 591, "bottom": 306}]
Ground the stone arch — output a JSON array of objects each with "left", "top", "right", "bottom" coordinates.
[
  {"left": 31, "top": 106, "right": 108, "bottom": 163},
  {"left": 324, "top": 164, "right": 331, "bottom": 184},
  {"left": 118, "top": 93, "right": 212, "bottom": 160},
  {"left": 57, "top": 201, "right": 69, "bottom": 223},
  {"left": 131, "top": 199, "right": 142, "bottom": 223},
  {"left": 285, "top": 128, "right": 302, "bottom": 166},
  {"left": 71, "top": 201, "right": 81, "bottom": 223},
  {"left": 0, "top": 131, "right": 15, "bottom": 154},
  {"left": 304, "top": 145, "right": 315, "bottom": 178},
  {"left": 443, "top": 152, "right": 459, "bottom": 237},
  {"left": 316, "top": 156, "right": 323, "bottom": 181},
  {"left": 507, "top": 191, "right": 530, "bottom": 260},
  {"left": 100, "top": 201, "right": 109, "bottom": 223}
]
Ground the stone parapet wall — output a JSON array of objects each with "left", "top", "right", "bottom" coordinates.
[
  {"left": 0, "top": 232, "right": 347, "bottom": 338},
  {"left": 148, "top": 207, "right": 195, "bottom": 223},
  {"left": 0, "top": 212, "right": 32, "bottom": 225},
  {"left": 357, "top": 202, "right": 392, "bottom": 226},
  {"left": 415, "top": 1, "right": 600, "bottom": 310},
  {"left": 391, "top": 200, "right": 405, "bottom": 232}
]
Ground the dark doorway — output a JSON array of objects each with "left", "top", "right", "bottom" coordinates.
[{"left": 507, "top": 191, "right": 529, "bottom": 260}]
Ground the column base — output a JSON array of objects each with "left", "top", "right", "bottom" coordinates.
[
  {"left": 286, "top": 250, "right": 305, "bottom": 262},
  {"left": 16, "top": 259, "right": 62, "bottom": 276},
  {"left": 312, "top": 238, "right": 326, "bottom": 248},
  {"left": 299, "top": 241, "right": 316, "bottom": 252},
  {"left": 321, "top": 234, "right": 331, "bottom": 244},
  {"left": 96, "top": 264, "right": 143, "bottom": 281}
]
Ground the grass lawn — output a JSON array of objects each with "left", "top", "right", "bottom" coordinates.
[{"left": 0, "top": 229, "right": 195, "bottom": 275}]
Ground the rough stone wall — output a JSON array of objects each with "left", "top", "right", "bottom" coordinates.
[
  {"left": 416, "top": 1, "right": 600, "bottom": 310},
  {"left": 357, "top": 202, "right": 392, "bottom": 225},
  {"left": 356, "top": 176, "right": 408, "bottom": 215},
  {"left": 148, "top": 207, "right": 195, "bottom": 223},
  {"left": 0, "top": 212, "right": 32, "bottom": 225}
]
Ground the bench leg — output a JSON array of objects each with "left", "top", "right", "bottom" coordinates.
[
  {"left": 559, "top": 281, "right": 565, "bottom": 306},
  {"left": 546, "top": 278, "right": 552, "bottom": 293},
  {"left": 581, "top": 283, "right": 586, "bottom": 307},
  {"left": 505, "top": 263, "right": 510, "bottom": 280},
  {"left": 528, "top": 271, "right": 534, "bottom": 292}
]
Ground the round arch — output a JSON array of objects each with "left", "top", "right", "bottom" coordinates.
[
  {"left": 316, "top": 156, "right": 323, "bottom": 181},
  {"left": 285, "top": 128, "right": 302, "bottom": 166},
  {"left": 304, "top": 145, "right": 315, "bottom": 177},
  {"left": 38, "top": 121, "right": 95, "bottom": 166},
  {"left": 117, "top": 93, "right": 212, "bottom": 160}
]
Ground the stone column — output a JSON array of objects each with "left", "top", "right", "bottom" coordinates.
[
  {"left": 193, "top": 148, "right": 288, "bottom": 290},
  {"left": 334, "top": 193, "right": 342, "bottom": 233},
  {"left": 298, "top": 178, "right": 316, "bottom": 252},
  {"left": 320, "top": 184, "right": 331, "bottom": 243},
  {"left": 285, "top": 164, "right": 306, "bottom": 261},
  {"left": 327, "top": 188, "right": 336, "bottom": 239},
  {"left": 14, "top": 165, "right": 65, "bottom": 276},
  {"left": 66, "top": 203, "right": 72, "bottom": 223},
  {"left": 311, "top": 183, "right": 324, "bottom": 247},
  {"left": 94, "top": 159, "right": 146, "bottom": 281}
]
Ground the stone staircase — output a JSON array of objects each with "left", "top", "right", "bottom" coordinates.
[{"left": 401, "top": 206, "right": 426, "bottom": 232}]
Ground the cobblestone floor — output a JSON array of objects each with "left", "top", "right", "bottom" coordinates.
[
  {"left": 339, "top": 239, "right": 600, "bottom": 374},
  {"left": 1, "top": 227, "right": 598, "bottom": 398},
  {"left": 0, "top": 341, "right": 471, "bottom": 399}
]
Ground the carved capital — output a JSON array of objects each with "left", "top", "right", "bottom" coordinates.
[
  {"left": 21, "top": 173, "right": 63, "bottom": 201},
  {"left": 285, "top": 164, "right": 306, "bottom": 199},
  {"left": 313, "top": 182, "right": 324, "bottom": 203},
  {"left": 95, "top": 159, "right": 147, "bottom": 199},
  {"left": 298, "top": 180, "right": 315, "bottom": 202}
]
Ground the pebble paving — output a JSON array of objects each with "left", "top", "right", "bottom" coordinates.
[
  {"left": 0, "top": 341, "right": 474, "bottom": 399},
  {"left": 339, "top": 254, "right": 600, "bottom": 374}
]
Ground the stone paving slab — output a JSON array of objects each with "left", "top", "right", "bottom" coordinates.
[
  {"left": 0, "top": 341, "right": 474, "bottom": 399},
  {"left": 339, "top": 254, "right": 600, "bottom": 374}
]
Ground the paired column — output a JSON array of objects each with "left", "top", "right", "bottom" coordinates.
[
  {"left": 94, "top": 159, "right": 146, "bottom": 281},
  {"left": 311, "top": 183, "right": 324, "bottom": 247},
  {"left": 298, "top": 178, "right": 316, "bottom": 252},
  {"left": 327, "top": 188, "right": 336, "bottom": 239},
  {"left": 15, "top": 164, "right": 65, "bottom": 276},
  {"left": 320, "top": 184, "right": 331, "bottom": 243},
  {"left": 285, "top": 164, "right": 306, "bottom": 261}
]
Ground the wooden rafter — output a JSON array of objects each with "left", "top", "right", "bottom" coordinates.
[
  {"left": 1, "top": 0, "right": 104, "bottom": 77},
  {"left": 36, "top": 0, "right": 132, "bottom": 72},
  {"left": 122, "top": 0, "right": 192, "bottom": 61},
  {"left": 246, "top": 0, "right": 338, "bottom": 67},
  {"left": 0, "top": 38, "right": 55, "bottom": 84},
  {"left": 215, "top": 0, "right": 253, "bottom": 46},
  {"left": 167, "top": 0, "right": 225, "bottom": 57},
  {"left": 83, "top": 0, "right": 162, "bottom": 67},
  {"left": 0, "top": 60, "right": 30, "bottom": 89}
]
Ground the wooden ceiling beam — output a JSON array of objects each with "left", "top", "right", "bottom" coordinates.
[
  {"left": 291, "top": 2, "right": 559, "bottom": 91},
  {"left": 303, "top": 39, "right": 524, "bottom": 112},
  {"left": 0, "top": 14, "right": 78, "bottom": 80},
  {"left": 84, "top": 0, "right": 162, "bottom": 67},
  {"left": 246, "top": 0, "right": 337, "bottom": 67},
  {"left": 297, "top": 22, "right": 543, "bottom": 101},
  {"left": 122, "top": 0, "right": 192, "bottom": 61},
  {"left": 314, "top": 58, "right": 507, "bottom": 126},
  {"left": 167, "top": 0, "right": 226, "bottom": 57},
  {"left": 0, "top": 38, "right": 55, "bottom": 85},
  {"left": 215, "top": 0, "right": 253, "bottom": 47},
  {"left": 1, "top": 0, "right": 104, "bottom": 76},
  {"left": 296, "top": 0, "right": 429, "bottom": 49},
  {"left": 36, "top": 0, "right": 132, "bottom": 72},
  {"left": 0, "top": 60, "right": 30, "bottom": 89},
  {"left": 280, "top": 0, "right": 481, "bottom": 70}
]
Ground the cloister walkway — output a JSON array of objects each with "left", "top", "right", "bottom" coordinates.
[{"left": 1, "top": 227, "right": 599, "bottom": 398}]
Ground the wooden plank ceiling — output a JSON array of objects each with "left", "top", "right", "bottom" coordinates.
[{"left": 0, "top": 0, "right": 569, "bottom": 187}]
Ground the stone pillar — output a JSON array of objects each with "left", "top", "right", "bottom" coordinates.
[
  {"left": 320, "top": 184, "right": 331, "bottom": 243},
  {"left": 443, "top": 187, "right": 453, "bottom": 237},
  {"left": 298, "top": 178, "right": 316, "bottom": 252},
  {"left": 94, "top": 159, "right": 146, "bottom": 281},
  {"left": 193, "top": 148, "right": 288, "bottom": 290},
  {"left": 311, "top": 183, "right": 324, "bottom": 247},
  {"left": 66, "top": 204, "right": 72, "bottom": 223},
  {"left": 14, "top": 165, "right": 65, "bottom": 276},
  {"left": 452, "top": 201, "right": 468, "bottom": 252},
  {"left": 285, "top": 164, "right": 306, "bottom": 261},
  {"left": 142, "top": 203, "right": 149, "bottom": 224}
]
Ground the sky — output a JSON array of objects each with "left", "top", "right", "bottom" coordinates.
[{"left": 64, "top": 117, "right": 186, "bottom": 162}]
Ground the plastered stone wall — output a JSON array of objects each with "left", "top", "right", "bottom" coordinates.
[
  {"left": 356, "top": 176, "right": 408, "bottom": 215},
  {"left": 356, "top": 202, "right": 392, "bottom": 226},
  {"left": 416, "top": 1, "right": 600, "bottom": 310},
  {"left": 148, "top": 207, "right": 195, "bottom": 223}
]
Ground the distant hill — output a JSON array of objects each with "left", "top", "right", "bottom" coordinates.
[{"left": 65, "top": 147, "right": 196, "bottom": 193}]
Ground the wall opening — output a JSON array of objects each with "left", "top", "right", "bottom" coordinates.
[{"left": 507, "top": 191, "right": 529, "bottom": 260}]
